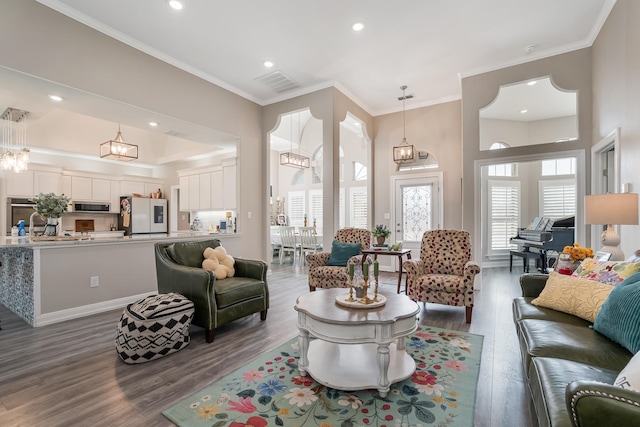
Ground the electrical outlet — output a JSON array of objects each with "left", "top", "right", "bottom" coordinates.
[
  {"left": 247, "top": 211, "right": 252, "bottom": 219},
  {"left": 384, "top": 213, "right": 390, "bottom": 220},
  {"left": 90, "top": 276, "right": 99, "bottom": 287}
]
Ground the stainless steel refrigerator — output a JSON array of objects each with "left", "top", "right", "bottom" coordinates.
[{"left": 119, "top": 196, "right": 168, "bottom": 235}]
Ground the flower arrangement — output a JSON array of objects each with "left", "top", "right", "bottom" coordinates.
[
  {"left": 30, "top": 192, "right": 71, "bottom": 218},
  {"left": 371, "top": 224, "right": 391, "bottom": 238},
  {"left": 562, "top": 243, "right": 594, "bottom": 261}
]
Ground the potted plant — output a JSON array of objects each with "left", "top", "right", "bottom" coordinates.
[
  {"left": 371, "top": 224, "right": 391, "bottom": 245},
  {"left": 30, "top": 192, "right": 71, "bottom": 236}
]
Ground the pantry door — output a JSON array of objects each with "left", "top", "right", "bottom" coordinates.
[{"left": 391, "top": 173, "right": 442, "bottom": 269}]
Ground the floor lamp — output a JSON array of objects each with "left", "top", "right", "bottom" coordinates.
[{"left": 585, "top": 193, "right": 639, "bottom": 261}]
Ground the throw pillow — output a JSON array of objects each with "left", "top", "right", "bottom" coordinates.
[
  {"left": 327, "top": 240, "right": 361, "bottom": 267},
  {"left": 594, "top": 272, "right": 640, "bottom": 353},
  {"left": 572, "top": 258, "right": 640, "bottom": 285},
  {"left": 202, "top": 246, "right": 235, "bottom": 279},
  {"left": 614, "top": 351, "right": 640, "bottom": 392},
  {"left": 531, "top": 272, "right": 614, "bottom": 322}
]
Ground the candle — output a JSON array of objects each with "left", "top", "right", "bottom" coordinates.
[
  {"left": 349, "top": 263, "right": 354, "bottom": 278},
  {"left": 304, "top": 213, "right": 307, "bottom": 219},
  {"left": 363, "top": 261, "right": 369, "bottom": 276},
  {"left": 374, "top": 260, "right": 379, "bottom": 276}
]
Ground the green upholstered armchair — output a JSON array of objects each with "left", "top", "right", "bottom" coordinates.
[{"left": 154, "top": 239, "right": 269, "bottom": 343}]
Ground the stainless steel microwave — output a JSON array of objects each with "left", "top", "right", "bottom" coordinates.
[
  {"left": 70, "top": 202, "right": 111, "bottom": 213},
  {"left": 6, "top": 197, "right": 45, "bottom": 235}
]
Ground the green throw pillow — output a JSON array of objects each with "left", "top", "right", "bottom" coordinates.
[
  {"left": 594, "top": 272, "right": 640, "bottom": 353},
  {"left": 327, "top": 240, "right": 361, "bottom": 267}
]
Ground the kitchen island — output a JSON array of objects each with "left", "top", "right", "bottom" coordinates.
[{"left": 0, "top": 232, "right": 241, "bottom": 327}]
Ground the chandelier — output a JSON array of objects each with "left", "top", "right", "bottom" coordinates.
[
  {"left": 280, "top": 112, "right": 310, "bottom": 169},
  {"left": 393, "top": 85, "right": 416, "bottom": 165},
  {"left": 100, "top": 125, "right": 138, "bottom": 161},
  {"left": 0, "top": 108, "right": 30, "bottom": 173}
]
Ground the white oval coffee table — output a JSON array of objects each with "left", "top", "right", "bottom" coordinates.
[{"left": 294, "top": 288, "right": 419, "bottom": 397}]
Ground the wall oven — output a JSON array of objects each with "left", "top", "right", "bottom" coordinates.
[{"left": 7, "top": 198, "right": 45, "bottom": 235}]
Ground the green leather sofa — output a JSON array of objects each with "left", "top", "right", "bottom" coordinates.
[
  {"left": 155, "top": 239, "right": 269, "bottom": 343},
  {"left": 512, "top": 273, "right": 640, "bottom": 427}
]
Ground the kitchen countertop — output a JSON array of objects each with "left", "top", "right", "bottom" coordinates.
[{"left": 0, "top": 231, "right": 240, "bottom": 249}]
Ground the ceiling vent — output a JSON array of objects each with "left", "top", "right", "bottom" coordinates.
[
  {"left": 165, "top": 130, "right": 188, "bottom": 138},
  {"left": 255, "top": 70, "right": 299, "bottom": 93}
]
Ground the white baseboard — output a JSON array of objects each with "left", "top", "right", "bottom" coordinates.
[{"left": 35, "top": 292, "right": 156, "bottom": 327}]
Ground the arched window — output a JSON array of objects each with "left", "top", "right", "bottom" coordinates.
[
  {"left": 353, "top": 161, "right": 367, "bottom": 181},
  {"left": 490, "top": 141, "right": 510, "bottom": 150},
  {"left": 291, "top": 169, "right": 304, "bottom": 186}
]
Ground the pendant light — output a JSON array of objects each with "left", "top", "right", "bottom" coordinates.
[
  {"left": 393, "top": 85, "right": 416, "bottom": 165},
  {"left": 100, "top": 124, "right": 138, "bottom": 161},
  {"left": 0, "top": 108, "right": 30, "bottom": 173},
  {"left": 280, "top": 112, "right": 310, "bottom": 169}
]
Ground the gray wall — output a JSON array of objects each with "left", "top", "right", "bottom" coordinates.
[
  {"left": 592, "top": 0, "right": 640, "bottom": 258},
  {"left": 461, "top": 48, "right": 593, "bottom": 263},
  {"left": 0, "top": 1, "right": 265, "bottom": 261}
]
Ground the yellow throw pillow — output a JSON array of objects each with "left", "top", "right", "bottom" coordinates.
[{"left": 531, "top": 272, "right": 614, "bottom": 322}]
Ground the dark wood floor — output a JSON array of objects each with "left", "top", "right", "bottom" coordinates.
[{"left": 0, "top": 260, "right": 533, "bottom": 427}]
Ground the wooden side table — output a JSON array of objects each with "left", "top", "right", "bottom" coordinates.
[{"left": 361, "top": 248, "right": 412, "bottom": 293}]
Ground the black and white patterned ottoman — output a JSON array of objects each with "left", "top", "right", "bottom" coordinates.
[{"left": 115, "top": 293, "right": 194, "bottom": 364}]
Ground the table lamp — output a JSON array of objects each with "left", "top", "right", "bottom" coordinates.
[{"left": 585, "top": 193, "right": 639, "bottom": 261}]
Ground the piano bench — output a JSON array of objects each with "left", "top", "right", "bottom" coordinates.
[{"left": 510, "top": 250, "right": 543, "bottom": 273}]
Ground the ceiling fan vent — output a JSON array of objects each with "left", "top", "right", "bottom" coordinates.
[{"left": 255, "top": 70, "right": 299, "bottom": 93}]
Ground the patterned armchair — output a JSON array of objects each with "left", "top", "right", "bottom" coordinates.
[
  {"left": 306, "top": 228, "right": 371, "bottom": 292},
  {"left": 403, "top": 229, "right": 480, "bottom": 323}
]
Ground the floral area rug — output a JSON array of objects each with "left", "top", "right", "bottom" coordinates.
[{"left": 163, "top": 326, "right": 483, "bottom": 427}]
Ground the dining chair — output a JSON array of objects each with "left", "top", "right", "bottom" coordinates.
[
  {"left": 299, "top": 226, "right": 322, "bottom": 264},
  {"left": 270, "top": 226, "right": 282, "bottom": 261},
  {"left": 279, "top": 226, "right": 299, "bottom": 265}
]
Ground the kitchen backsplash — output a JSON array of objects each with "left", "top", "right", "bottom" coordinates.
[{"left": 60, "top": 213, "right": 119, "bottom": 233}]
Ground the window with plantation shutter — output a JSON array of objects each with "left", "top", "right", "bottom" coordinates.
[
  {"left": 488, "top": 180, "right": 519, "bottom": 252},
  {"left": 349, "top": 187, "right": 368, "bottom": 229},
  {"left": 539, "top": 179, "right": 576, "bottom": 219},
  {"left": 287, "top": 191, "right": 305, "bottom": 227},
  {"left": 309, "top": 189, "right": 323, "bottom": 235}
]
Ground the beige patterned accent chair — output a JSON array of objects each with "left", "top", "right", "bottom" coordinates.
[
  {"left": 306, "top": 228, "right": 371, "bottom": 292},
  {"left": 403, "top": 229, "right": 480, "bottom": 323}
]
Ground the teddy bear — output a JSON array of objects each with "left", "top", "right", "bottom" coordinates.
[{"left": 202, "top": 246, "right": 235, "bottom": 279}]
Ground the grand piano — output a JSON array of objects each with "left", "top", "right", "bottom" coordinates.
[{"left": 510, "top": 215, "right": 575, "bottom": 272}]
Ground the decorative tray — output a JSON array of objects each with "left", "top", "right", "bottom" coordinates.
[
  {"left": 30, "top": 236, "right": 90, "bottom": 241},
  {"left": 335, "top": 293, "right": 386, "bottom": 309}
]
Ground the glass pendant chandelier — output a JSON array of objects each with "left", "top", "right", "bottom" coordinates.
[
  {"left": 0, "top": 108, "right": 30, "bottom": 173},
  {"left": 393, "top": 85, "right": 416, "bottom": 165}
]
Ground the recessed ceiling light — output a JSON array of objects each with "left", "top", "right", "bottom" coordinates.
[
  {"left": 168, "top": 0, "right": 183, "bottom": 10},
  {"left": 520, "top": 109, "right": 528, "bottom": 114},
  {"left": 352, "top": 22, "right": 364, "bottom": 31},
  {"left": 149, "top": 122, "right": 158, "bottom": 127},
  {"left": 48, "top": 94, "right": 63, "bottom": 102},
  {"left": 264, "top": 61, "right": 274, "bottom": 68},
  {"left": 527, "top": 81, "right": 537, "bottom": 86}
]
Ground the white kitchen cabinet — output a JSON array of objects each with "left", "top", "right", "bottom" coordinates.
[
  {"left": 223, "top": 162, "right": 237, "bottom": 209},
  {"left": 179, "top": 176, "right": 190, "bottom": 211},
  {"left": 34, "top": 171, "right": 61, "bottom": 195},
  {"left": 91, "top": 179, "right": 111, "bottom": 202},
  {"left": 211, "top": 169, "right": 224, "bottom": 209},
  {"left": 71, "top": 176, "right": 92, "bottom": 201},
  {"left": 199, "top": 173, "right": 211, "bottom": 210},
  {"left": 144, "top": 182, "right": 164, "bottom": 198},
  {"left": 5, "top": 170, "right": 34, "bottom": 197},
  {"left": 188, "top": 175, "right": 200, "bottom": 210},
  {"left": 110, "top": 181, "right": 120, "bottom": 213},
  {"left": 120, "top": 180, "right": 145, "bottom": 197},
  {"left": 62, "top": 175, "right": 72, "bottom": 197}
]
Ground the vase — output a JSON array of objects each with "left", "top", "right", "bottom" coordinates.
[
  {"left": 556, "top": 253, "right": 577, "bottom": 275},
  {"left": 43, "top": 217, "right": 60, "bottom": 236},
  {"left": 376, "top": 236, "right": 386, "bottom": 245}
]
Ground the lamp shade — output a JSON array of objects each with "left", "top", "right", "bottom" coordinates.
[{"left": 585, "top": 193, "right": 639, "bottom": 225}]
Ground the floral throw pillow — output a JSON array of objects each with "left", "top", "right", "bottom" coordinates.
[{"left": 571, "top": 258, "right": 640, "bottom": 285}]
